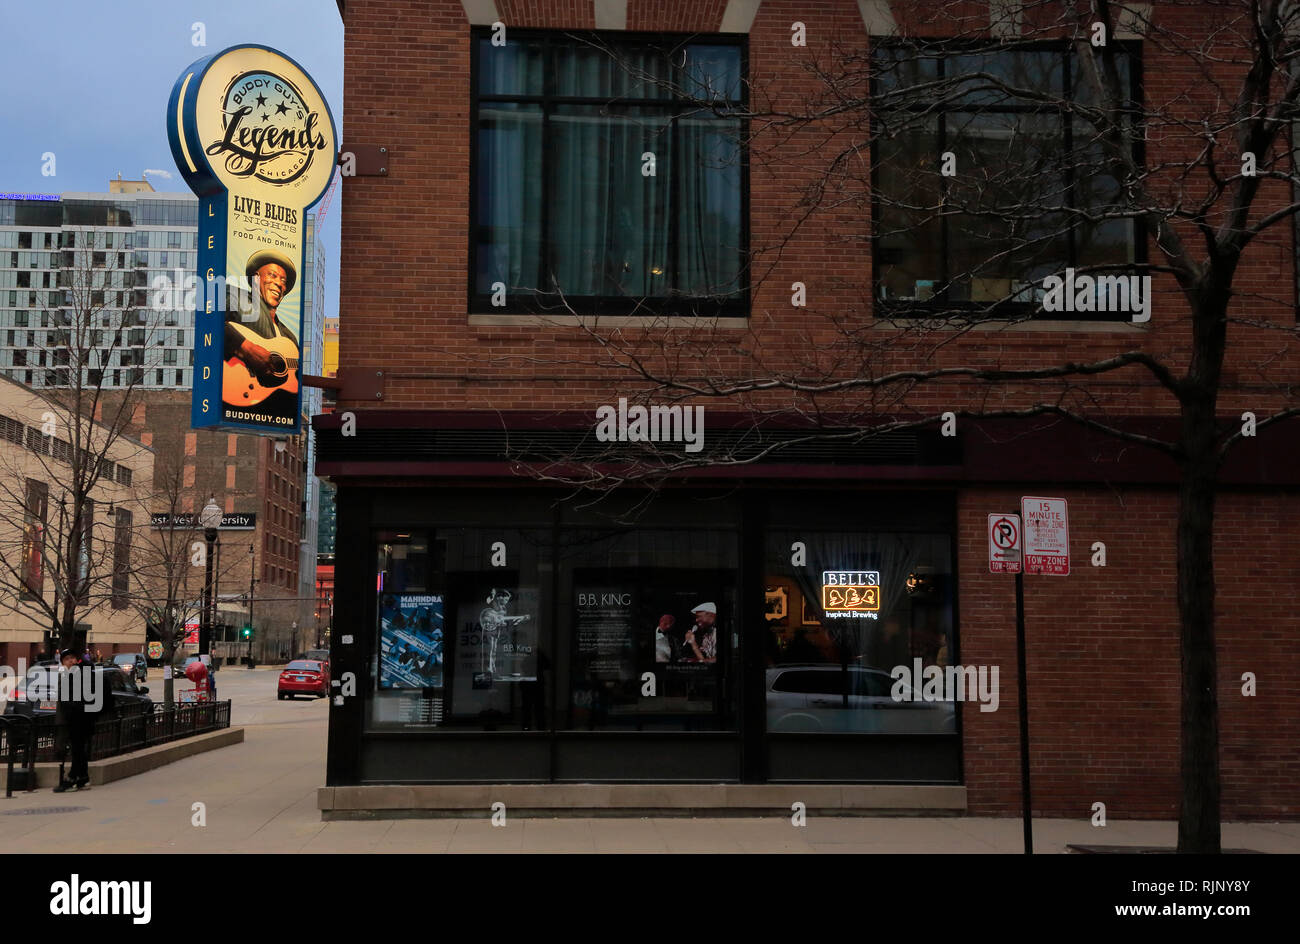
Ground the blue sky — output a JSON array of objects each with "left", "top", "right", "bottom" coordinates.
[{"left": 0, "top": 0, "right": 344, "bottom": 324}]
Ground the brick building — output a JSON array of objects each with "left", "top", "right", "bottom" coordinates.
[
  {"left": 114, "top": 392, "right": 312, "bottom": 662},
  {"left": 0, "top": 374, "right": 153, "bottom": 666},
  {"left": 316, "top": 0, "right": 1300, "bottom": 818}
]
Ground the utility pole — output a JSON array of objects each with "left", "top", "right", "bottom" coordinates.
[{"left": 247, "top": 542, "right": 256, "bottom": 668}]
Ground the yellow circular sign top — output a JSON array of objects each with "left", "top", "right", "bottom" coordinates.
[{"left": 194, "top": 46, "right": 335, "bottom": 203}]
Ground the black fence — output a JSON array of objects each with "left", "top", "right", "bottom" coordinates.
[{"left": 2, "top": 701, "right": 232, "bottom": 793}]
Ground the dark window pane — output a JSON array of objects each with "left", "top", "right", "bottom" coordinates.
[
  {"left": 945, "top": 112, "right": 1071, "bottom": 300},
  {"left": 872, "top": 45, "right": 941, "bottom": 96},
  {"left": 872, "top": 42, "right": 1138, "bottom": 318},
  {"left": 549, "top": 105, "right": 673, "bottom": 297},
  {"left": 473, "top": 32, "right": 746, "bottom": 312},
  {"left": 477, "top": 36, "right": 545, "bottom": 96},
  {"left": 683, "top": 44, "right": 743, "bottom": 102},
  {"left": 674, "top": 117, "right": 744, "bottom": 297},
  {"left": 475, "top": 103, "right": 543, "bottom": 294},
  {"left": 874, "top": 119, "right": 943, "bottom": 300},
  {"left": 1071, "top": 48, "right": 1133, "bottom": 106},
  {"left": 554, "top": 41, "right": 674, "bottom": 100},
  {"left": 948, "top": 49, "right": 1063, "bottom": 105}
]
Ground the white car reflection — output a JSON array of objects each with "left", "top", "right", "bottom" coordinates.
[{"left": 766, "top": 664, "right": 956, "bottom": 734}]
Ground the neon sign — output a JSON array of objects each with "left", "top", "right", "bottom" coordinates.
[{"left": 821, "top": 570, "right": 881, "bottom": 619}]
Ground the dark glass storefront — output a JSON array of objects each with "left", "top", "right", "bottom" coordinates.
[{"left": 328, "top": 486, "right": 960, "bottom": 785}]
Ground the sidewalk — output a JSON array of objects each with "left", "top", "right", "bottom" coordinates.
[{"left": 1, "top": 674, "right": 1295, "bottom": 852}]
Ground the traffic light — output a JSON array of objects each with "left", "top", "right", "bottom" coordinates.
[{"left": 241, "top": 625, "right": 254, "bottom": 640}]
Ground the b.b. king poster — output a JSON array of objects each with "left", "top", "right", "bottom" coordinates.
[
  {"left": 166, "top": 44, "right": 337, "bottom": 434},
  {"left": 379, "top": 594, "right": 444, "bottom": 689},
  {"left": 454, "top": 585, "right": 539, "bottom": 686}
]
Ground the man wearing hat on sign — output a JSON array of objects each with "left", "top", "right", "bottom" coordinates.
[
  {"left": 224, "top": 248, "right": 300, "bottom": 415},
  {"left": 683, "top": 602, "right": 719, "bottom": 664}
]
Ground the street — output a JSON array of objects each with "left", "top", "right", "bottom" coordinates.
[{"left": 0, "top": 667, "right": 1296, "bottom": 853}]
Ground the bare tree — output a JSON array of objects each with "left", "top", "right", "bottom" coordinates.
[
  {"left": 0, "top": 226, "right": 157, "bottom": 656},
  {"left": 441, "top": 2, "right": 1300, "bottom": 852},
  {"left": 121, "top": 453, "right": 245, "bottom": 709}
]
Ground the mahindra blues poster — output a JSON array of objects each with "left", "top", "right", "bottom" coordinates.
[{"left": 379, "top": 594, "right": 444, "bottom": 689}]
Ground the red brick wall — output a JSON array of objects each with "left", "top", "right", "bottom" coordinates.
[
  {"left": 958, "top": 487, "right": 1300, "bottom": 818},
  {"left": 339, "top": 0, "right": 1300, "bottom": 418},
  {"left": 338, "top": 1, "right": 1300, "bottom": 816}
]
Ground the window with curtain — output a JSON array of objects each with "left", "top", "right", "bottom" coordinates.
[
  {"left": 872, "top": 41, "right": 1142, "bottom": 320},
  {"left": 472, "top": 31, "right": 747, "bottom": 316}
]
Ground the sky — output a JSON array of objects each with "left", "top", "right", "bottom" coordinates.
[{"left": 0, "top": 0, "right": 345, "bottom": 327}]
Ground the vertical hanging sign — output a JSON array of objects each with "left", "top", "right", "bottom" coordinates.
[{"left": 166, "top": 45, "right": 337, "bottom": 434}]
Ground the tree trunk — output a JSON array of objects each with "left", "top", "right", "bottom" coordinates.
[{"left": 1175, "top": 444, "right": 1221, "bottom": 853}]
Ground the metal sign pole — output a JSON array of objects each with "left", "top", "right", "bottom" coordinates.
[{"left": 1015, "top": 566, "right": 1032, "bottom": 854}]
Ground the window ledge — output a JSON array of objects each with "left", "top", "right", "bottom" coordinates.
[
  {"left": 871, "top": 318, "right": 1149, "bottom": 333},
  {"left": 469, "top": 313, "right": 751, "bottom": 330}
]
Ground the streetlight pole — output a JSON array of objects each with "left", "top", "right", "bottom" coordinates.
[
  {"left": 199, "top": 497, "right": 222, "bottom": 658},
  {"left": 212, "top": 533, "right": 222, "bottom": 662},
  {"left": 247, "top": 543, "right": 256, "bottom": 668}
]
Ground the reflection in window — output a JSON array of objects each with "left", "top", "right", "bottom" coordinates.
[
  {"left": 763, "top": 530, "right": 955, "bottom": 735},
  {"left": 872, "top": 42, "right": 1139, "bottom": 319},
  {"left": 563, "top": 528, "right": 738, "bottom": 731},
  {"left": 369, "top": 529, "right": 551, "bottom": 732}
]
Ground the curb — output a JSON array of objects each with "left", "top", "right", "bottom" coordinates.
[{"left": 2, "top": 726, "right": 245, "bottom": 790}]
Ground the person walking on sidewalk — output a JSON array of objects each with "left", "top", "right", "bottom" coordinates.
[{"left": 53, "top": 650, "right": 92, "bottom": 793}]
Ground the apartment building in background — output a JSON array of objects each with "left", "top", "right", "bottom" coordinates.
[
  {"left": 0, "top": 373, "right": 154, "bottom": 666},
  {"left": 0, "top": 181, "right": 329, "bottom": 660}
]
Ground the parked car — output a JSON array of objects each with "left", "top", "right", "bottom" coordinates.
[
  {"left": 299, "top": 649, "right": 330, "bottom": 670},
  {"left": 3, "top": 665, "right": 152, "bottom": 718},
  {"left": 278, "top": 660, "right": 329, "bottom": 699},
  {"left": 112, "top": 653, "right": 148, "bottom": 682},
  {"left": 765, "top": 664, "right": 956, "bottom": 734}
]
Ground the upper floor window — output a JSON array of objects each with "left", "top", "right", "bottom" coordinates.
[
  {"left": 872, "top": 41, "right": 1142, "bottom": 321},
  {"left": 471, "top": 31, "right": 747, "bottom": 316}
]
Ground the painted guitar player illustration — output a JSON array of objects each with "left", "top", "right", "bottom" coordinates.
[{"left": 224, "top": 248, "right": 300, "bottom": 414}]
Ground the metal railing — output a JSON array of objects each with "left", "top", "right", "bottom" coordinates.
[{"left": 0, "top": 701, "right": 232, "bottom": 785}]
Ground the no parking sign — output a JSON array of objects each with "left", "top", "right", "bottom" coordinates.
[{"left": 988, "top": 513, "right": 1023, "bottom": 573}]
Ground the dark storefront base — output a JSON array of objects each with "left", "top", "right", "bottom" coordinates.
[
  {"left": 324, "top": 479, "right": 963, "bottom": 790},
  {"left": 318, "top": 782, "right": 969, "bottom": 820},
  {"left": 357, "top": 733, "right": 959, "bottom": 785}
]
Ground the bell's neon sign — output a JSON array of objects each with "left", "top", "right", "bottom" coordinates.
[{"left": 821, "top": 571, "right": 881, "bottom": 618}]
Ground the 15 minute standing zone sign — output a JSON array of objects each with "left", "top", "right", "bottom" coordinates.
[{"left": 166, "top": 45, "right": 337, "bottom": 435}]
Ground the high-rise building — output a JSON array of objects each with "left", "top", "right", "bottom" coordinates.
[
  {"left": 1, "top": 179, "right": 328, "bottom": 659},
  {"left": 298, "top": 216, "right": 327, "bottom": 644},
  {"left": 0, "top": 179, "right": 196, "bottom": 391}
]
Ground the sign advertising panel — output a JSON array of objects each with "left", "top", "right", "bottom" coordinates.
[
  {"left": 1020, "top": 496, "right": 1070, "bottom": 575},
  {"left": 820, "top": 570, "right": 881, "bottom": 619},
  {"left": 166, "top": 45, "right": 337, "bottom": 435},
  {"left": 150, "top": 512, "right": 257, "bottom": 531},
  {"left": 988, "top": 513, "right": 1023, "bottom": 574}
]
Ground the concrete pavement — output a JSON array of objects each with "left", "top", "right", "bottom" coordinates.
[{"left": 1, "top": 666, "right": 1296, "bottom": 853}]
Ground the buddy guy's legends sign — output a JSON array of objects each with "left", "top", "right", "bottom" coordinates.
[{"left": 166, "top": 44, "right": 337, "bottom": 435}]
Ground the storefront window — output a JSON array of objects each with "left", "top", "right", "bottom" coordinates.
[
  {"left": 561, "top": 529, "right": 738, "bottom": 731},
  {"left": 368, "top": 528, "right": 550, "bottom": 731},
  {"left": 763, "top": 530, "right": 955, "bottom": 735}
]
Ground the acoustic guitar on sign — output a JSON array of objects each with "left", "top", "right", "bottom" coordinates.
[{"left": 223, "top": 322, "right": 299, "bottom": 406}]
